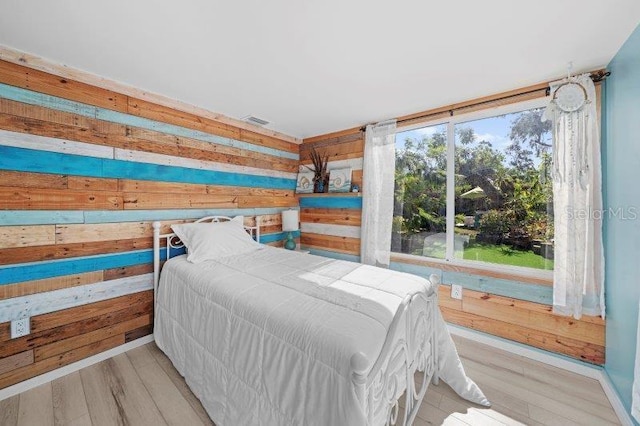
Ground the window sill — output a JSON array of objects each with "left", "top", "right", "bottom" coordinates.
[{"left": 390, "top": 252, "right": 553, "bottom": 287}]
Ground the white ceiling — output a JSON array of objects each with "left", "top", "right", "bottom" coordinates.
[{"left": 0, "top": 1, "right": 639, "bottom": 139}]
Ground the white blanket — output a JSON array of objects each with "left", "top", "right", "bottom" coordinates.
[{"left": 155, "top": 247, "right": 488, "bottom": 425}]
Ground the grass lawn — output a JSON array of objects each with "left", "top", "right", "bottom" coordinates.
[{"left": 460, "top": 242, "right": 554, "bottom": 270}]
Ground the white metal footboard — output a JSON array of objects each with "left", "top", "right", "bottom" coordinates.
[{"left": 351, "top": 279, "right": 439, "bottom": 426}]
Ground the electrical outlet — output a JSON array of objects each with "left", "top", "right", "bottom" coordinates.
[
  {"left": 451, "top": 284, "right": 463, "bottom": 300},
  {"left": 11, "top": 318, "right": 30, "bottom": 339}
]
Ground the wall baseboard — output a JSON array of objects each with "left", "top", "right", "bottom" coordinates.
[
  {"left": 448, "top": 324, "right": 634, "bottom": 426},
  {"left": 598, "top": 369, "right": 636, "bottom": 426},
  {"left": 0, "top": 334, "right": 154, "bottom": 402}
]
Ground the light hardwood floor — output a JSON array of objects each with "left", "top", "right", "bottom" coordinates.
[{"left": 0, "top": 336, "right": 620, "bottom": 426}]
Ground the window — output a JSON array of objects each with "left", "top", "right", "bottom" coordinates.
[{"left": 392, "top": 100, "right": 554, "bottom": 272}]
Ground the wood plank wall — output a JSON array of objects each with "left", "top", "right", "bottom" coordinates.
[
  {"left": 0, "top": 60, "right": 300, "bottom": 389},
  {"left": 301, "top": 127, "right": 605, "bottom": 365},
  {"left": 299, "top": 130, "right": 364, "bottom": 255}
]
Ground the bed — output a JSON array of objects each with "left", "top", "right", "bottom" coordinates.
[{"left": 152, "top": 216, "right": 488, "bottom": 426}]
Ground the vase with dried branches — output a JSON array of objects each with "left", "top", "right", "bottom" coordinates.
[{"left": 304, "top": 147, "right": 329, "bottom": 193}]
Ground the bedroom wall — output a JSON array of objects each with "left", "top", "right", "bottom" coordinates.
[
  {"left": 0, "top": 59, "right": 299, "bottom": 390},
  {"left": 300, "top": 93, "right": 606, "bottom": 365},
  {"left": 603, "top": 23, "right": 640, "bottom": 419},
  {"left": 298, "top": 130, "right": 363, "bottom": 256}
]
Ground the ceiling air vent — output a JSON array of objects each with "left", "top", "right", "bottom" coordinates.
[{"left": 241, "top": 115, "right": 270, "bottom": 127}]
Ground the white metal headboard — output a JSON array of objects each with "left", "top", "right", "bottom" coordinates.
[{"left": 152, "top": 216, "right": 260, "bottom": 299}]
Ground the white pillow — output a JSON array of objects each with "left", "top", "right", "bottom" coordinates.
[{"left": 171, "top": 217, "right": 261, "bottom": 263}]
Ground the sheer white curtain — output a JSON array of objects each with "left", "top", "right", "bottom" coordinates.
[
  {"left": 361, "top": 120, "right": 397, "bottom": 267},
  {"left": 633, "top": 304, "right": 640, "bottom": 422},
  {"left": 544, "top": 74, "right": 605, "bottom": 319}
]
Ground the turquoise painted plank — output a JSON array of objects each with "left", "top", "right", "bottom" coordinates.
[
  {"left": 306, "top": 248, "right": 361, "bottom": 263},
  {"left": 84, "top": 207, "right": 298, "bottom": 224},
  {"left": 389, "top": 261, "right": 443, "bottom": 281},
  {"left": 261, "top": 230, "right": 300, "bottom": 244},
  {"left": 441, "top": 271, "right": 552, "bottom": 304},
  {"left": 0, "top": 211, "right": 84, "bottom": 225},
  {"left": 299, "top": 196, "right": 363, "bottom": 209},
  {"left": 0, "top": 145, "right": 105, "bottom": 176},
  {"left": 103, "top": 157, "right": 294, "bottom": 189},
  {"left": 0, "top": 250, "right": 153, "bottom": 285},
  {"left": 0, "top": 83, "right": 299, "bottom": 161},
  {"left": 0, "top": 146, "right": 295, "bottom": 190},
  {"left": 389, "top": 260, "right": 552, "bottom": 304}
]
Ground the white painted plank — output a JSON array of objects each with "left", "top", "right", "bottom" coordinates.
[
  {"left": 0, "top": 274, "right": 152, "bottom": 323},
  {"left": 115, "top": 148, "right": 297, "bottom": 180},
  {"left": 299, "top": 157, "right": 363, "bottom": 172},
  {"left": 0, "top": 129, "right": 114, "bottom": 159},
  {"left": 300, "top": 222, "right": 361, "bottom": 238}
]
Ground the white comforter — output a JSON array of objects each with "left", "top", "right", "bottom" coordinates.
[{"left": 155, "top": 247, "right": 488, "bottom": 426}]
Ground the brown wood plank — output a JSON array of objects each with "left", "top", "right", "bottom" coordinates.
[
  {"left": 206, "top": 184, "right": 294, "bottom": 198},
  {"left": 0, "top": 335, "right": 125, "bottom": 389},
  {"left": 352, "top": 169, "right": 363, "bottom": 188},
  {"left": 0, "top": 225, "right": 55, "bottom": 249},
  {"left": 300, "top": 134, "right": 363, "bottom": 156},
  {"left": 125, "top": 325, "right": 153, "bottom": 343},
  {"left": 300, "top": 232, "right": 360, "bottom": 254},
  {"left": 0, "top": 291, "right": 153, "bottom": 342},
  {"left": 67, "top": 176, "right": 118, "bottom": 192},
  {"left": 438, "top": 285, "right": 462, "bottom": 311},
  {"left": 237, "top": 195, "right": 298, "bottom": 208},
  {"left": 260, "top": 225, "right": 283, "bottom": 235},
  {"left": 103, "top": 264, "right": 153, "bottom": 281},
  {"left": 128, "top": 96, "right": 298, "bottom": 154},
  {"left": 0, "top": 298, "right": 153, "bottom": 359},
  {"left": 116, "top": 178, "right": 294, "bottom": 198},
  {"left": 245, "top": 213, "right": 282, "bottom": 227},
  {"left": 55, "top": 222, "right": 150, "bottom": 244},
  {"left": 300, "top": 208, "right": 362, "bottom": 226},
  {"left": 0, "top": 238, "right": 154, "bottom": 266},
  {"left": 0, "top": 171, "right": 67, "bottom": 189},
  {"left": 0, "top": 187, "right": 122, "bottom": 210},
  {"left": 440, "top": 306, "right": 605, "bottom": 364},
  {"left": 0, "top": 271, "right": 104, "bottom": 300},
  {"left": 461, "top": 289, "right": 604, "bottom": 345},
  {"left": 118, "top": 179, "right": 208, "bottom": 194},
  {"left": 34, "top": 315, "right": 151, "bottom": 362},
  {"left": 0, "top": 350, "right": 34, "bottom": 375},
  {"left": 123, "top": 193, "right": 238, "bottom": 210},
  {"left": 0, "top": 60, "right": 126, "bottom": 112},
  {"left": 54, "top": 220, "right": 185, "bottom": 245},
  {"left": 303, "top": 127, "right": 361, "bottom": 144}
]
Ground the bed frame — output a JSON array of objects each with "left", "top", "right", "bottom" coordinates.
[{"left": 152, "top": 216, "right": 439, "bottom": 426}]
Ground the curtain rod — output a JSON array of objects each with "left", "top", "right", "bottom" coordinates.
[{"left": 359, "top": 70, "right": 611, "bottom": 132}]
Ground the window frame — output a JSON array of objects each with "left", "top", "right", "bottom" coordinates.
[{"left": 393, "top": 96, "right": 554, "bottom": 282}]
